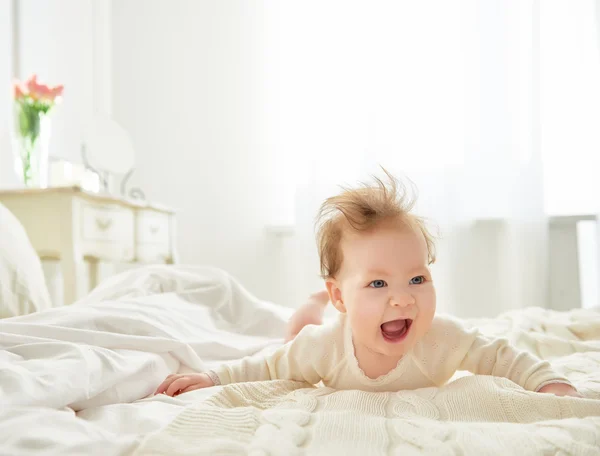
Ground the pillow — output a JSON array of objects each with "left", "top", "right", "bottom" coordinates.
[{"left": 0, "top": 202, "right": 52, "bottom": 318}]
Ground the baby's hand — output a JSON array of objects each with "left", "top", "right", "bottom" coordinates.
[
  {"left": 154, "top": 373, "right": 215, "bottom": 397},
  {"left": 537, "top": 383, "right": 582, "bottom": 398}
]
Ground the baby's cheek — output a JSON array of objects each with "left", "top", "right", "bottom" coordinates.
[
  {"left": 414, "top": 295, "right": 436, "bottom": 337},
  {"left": 350, "top": 299, "right": 381, "bottom": 326},
  {"left": 419, "top": 291, "right": 436, "bottom": 319}
]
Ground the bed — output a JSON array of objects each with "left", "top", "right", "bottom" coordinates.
[
  {"left": 0, "top": 202, "right": 52, "bottom": 319},
  {"left": 1, "top": 206, "right": 600, "bottom": 455},
  {"left": 0, "top": 265, "right": 295, "bottom": 455},
  {"left": 0, "top": 265, "right": 599, "bottom": 455}
]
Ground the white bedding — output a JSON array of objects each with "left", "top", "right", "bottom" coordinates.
[
  {"left": 0, "top": 266, "right": 293, "bottom": 455},
  {"left": 135, "top": 310, "right": 600, "bottom": 455},
  {"left": 0, "top": 202, "right": 52, "bottom": 318},
  {"left": 0, "top": 265, "right": 599, "bottom": 455}
]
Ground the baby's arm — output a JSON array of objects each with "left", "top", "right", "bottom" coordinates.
[
  {"left": 155, "top": 323, "right": 329, "bottom": 396},
  {"left": 210, "top": 323, "right": 325, "bottom": 385},
  {"left": 457, "top": 328, "right": 578, "bottom": 395}
]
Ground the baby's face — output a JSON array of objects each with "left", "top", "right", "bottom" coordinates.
[{"left": 327, "top": 222, "right": 436, "bottom": 358}]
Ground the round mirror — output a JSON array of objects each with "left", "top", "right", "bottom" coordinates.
[{"left": 82, "top": 115, "right": 135, "bottom": 174}]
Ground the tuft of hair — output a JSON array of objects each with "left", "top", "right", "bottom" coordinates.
[{"left": 315, "top": 168, "right": 436, "bottom": 279}]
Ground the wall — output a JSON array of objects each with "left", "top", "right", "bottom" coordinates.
[
  {"left": 0, "top": 0, "right": 113, "bottom": 184},
  {"left": 109, "top": 1, "right": 519, "bottom": 315},
  {"left": 2, "top": 0, "right": 117, "bottom": 305},
  {"left": 1, "top": 0, "right": 300, "bottom": 307},
  {"left": 111, "top": 0, "right": 294, "bottom": 305},
  {"left": 14, "top": 0, "right": 96, "bottom": 166},
  {"left": 3, "top": 1, "right": 585, "bottom": 314},
  {"left": 0, "top": 0, "right": 16, "bottom": 187}
]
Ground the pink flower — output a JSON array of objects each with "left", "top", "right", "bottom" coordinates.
[
  {"left": 50, "top": 85, "right": 64, "bottom": 100},
  {"left": 13, "top": 81, "right": 25, "bottom": 99},
  {"left": 25, "top": 74, "right": 41, "bottom": 98},
  {"left": 38, "top": 85, "right": 52, "bottom": 99},
  {"left": 13, "top": 74, "right": 64, "bottom": 103}
]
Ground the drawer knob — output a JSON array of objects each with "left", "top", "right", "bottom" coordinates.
[
  {"left": 150, "top": 225, "right": 159, "bottom": 234},
  {"left": 96, "top": 218, "right": 113, "bottom": 231}
]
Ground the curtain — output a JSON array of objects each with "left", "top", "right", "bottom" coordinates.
[
  {"left": 540, "top": 0, "right": 600, "bottom": 310},
  {"left": 264, "top": 0, "right": 548, "bottom": 317},
  {"left": 541, "top": 0, "right": 600, "bottom": 216}
]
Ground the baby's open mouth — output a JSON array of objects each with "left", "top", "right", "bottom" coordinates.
[{"left": 380, "top": 319, "right": 413, "bottom": 342}]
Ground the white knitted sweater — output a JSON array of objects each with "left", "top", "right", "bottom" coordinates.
[{"left": 212, "top": 313, "right": 570, "bottom": 393}]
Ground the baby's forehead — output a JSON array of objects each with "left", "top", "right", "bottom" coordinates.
[
  {"left": 340, "top": 224, "right": 428, "bottom": 261},
  {"left": 341, "top": 219, "right": 426, "bottom": 244}
]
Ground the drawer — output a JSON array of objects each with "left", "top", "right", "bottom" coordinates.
[
  {"left": 81, "top": 204, "right": 135, "bottom": 261},
  {"left": 82, "top": 204, "right": 135, "bottom": 242},
  {"left": 136, "top": 212, "right": 170, "bottom": 245}
]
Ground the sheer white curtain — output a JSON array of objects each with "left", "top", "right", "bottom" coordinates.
[
  {"left": 265, "top": 0, "right": 546, "bottom": 317},
  {"left": 538, "top": 0, "right": 600, "bottom": 310},
  {"left": 541, "top": 0, "right": 600, "bottom": 216}
]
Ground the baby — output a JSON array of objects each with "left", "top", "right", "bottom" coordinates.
[{"left": 156, "top": 171, "right": 580, "bottom": 398}]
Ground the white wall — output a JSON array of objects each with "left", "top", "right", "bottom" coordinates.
[
  {"left": 15, "top": 0, "right": 96, "bottom": 165},
  {"left": 1, "top": 0, "right": 113, "bottom": 186},
  {"left": 3, "top": 0, "right": 118, "bottom": 305},
  {"left": 0, "top": 0, "right": 16, "bottom": 188},
  {"left": 1, "top": 0, "right": 303, "bottom": 306},
  {"left": 111, "top": 0, "right": 297, "bottom": 304},
  {"left": 108, "top": 1, "right": 525, "bottom": 315}
]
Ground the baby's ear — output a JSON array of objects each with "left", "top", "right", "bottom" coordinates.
[{"left": 326, "top": 279, "right": 346, "bottom": 313}]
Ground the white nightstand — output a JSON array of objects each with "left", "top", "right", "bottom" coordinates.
[{"left": 0, "top": 186, "right": 178, "bottom": 305}]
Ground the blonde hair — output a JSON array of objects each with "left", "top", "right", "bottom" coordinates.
[{"left": 315, "top": 169, "right": 436, "bottom": 279}]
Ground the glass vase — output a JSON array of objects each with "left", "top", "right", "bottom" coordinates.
[{"left": 12, "top": 106, "right": 51, "bottom": 188}]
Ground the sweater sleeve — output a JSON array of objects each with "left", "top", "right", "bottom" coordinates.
[
  {"left": 416, "top": 316, "right": 572, "bottom": 392},
  {"left": 458, "top": 332, "right": 572, "bottom": 391},
  {"left": 210, "top": 321, "right": 340, "bottom": 385}
]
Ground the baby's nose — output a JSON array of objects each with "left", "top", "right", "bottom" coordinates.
[{"left": 390, "top": 291, "right": 415, "bottom": 307}]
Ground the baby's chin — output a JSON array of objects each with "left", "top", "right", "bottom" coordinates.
[{"left": 380, "top": 339, "right": 417, "bottom": 357}]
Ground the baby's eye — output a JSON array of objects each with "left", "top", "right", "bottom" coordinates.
[
  {"left": 369, "top": 280, "right": 387, "bottom": 288},
  {"left": 410, "top": 276, "right": 426, "bottom": 285}
]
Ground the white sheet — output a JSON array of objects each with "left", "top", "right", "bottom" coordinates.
[
  {"left": 0, "top": 266, "right": 293, "bottom": 455},
  {"left": 1, "top": 265, "right": 598, "bottom": 455},
  {"left": 0, "top": 202, "right": 52, "bottom": 318}
]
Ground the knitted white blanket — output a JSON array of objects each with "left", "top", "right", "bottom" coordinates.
[{"left": 134, "top": 308, "right": 600, "bottom": 455}]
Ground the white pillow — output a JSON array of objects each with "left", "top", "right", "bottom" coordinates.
[{"left": 0, "top": 203, "right": 52, "bottom": 318}]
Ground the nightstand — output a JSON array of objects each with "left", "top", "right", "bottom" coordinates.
[{"left": 0, "top": 187, "right": 178, "bottom": 305}]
